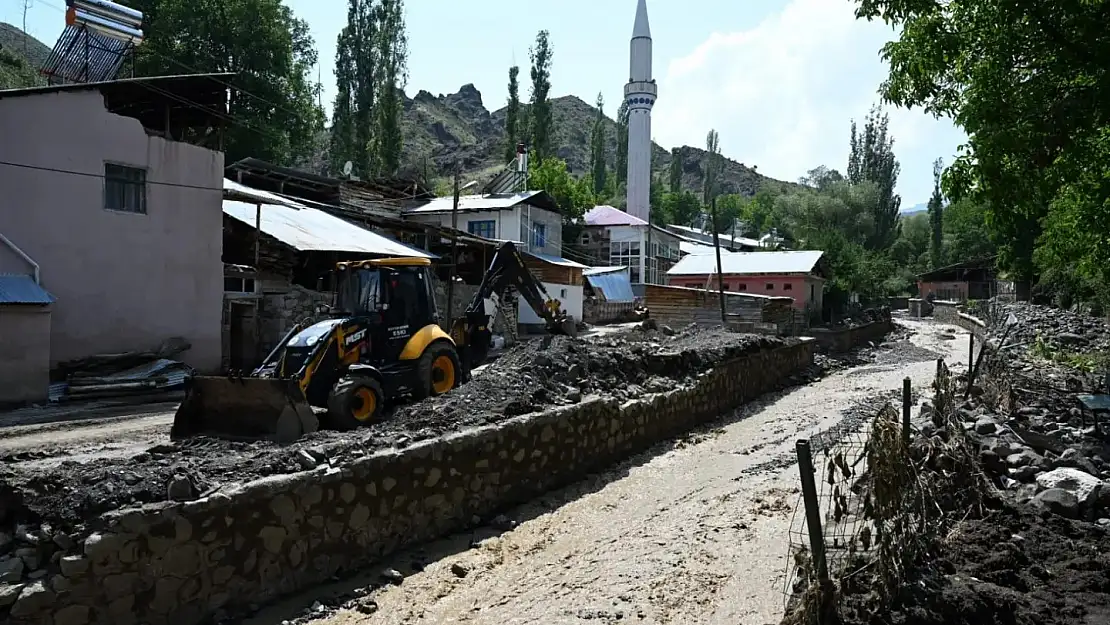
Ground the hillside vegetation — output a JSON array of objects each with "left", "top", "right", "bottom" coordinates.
[{"left": 0, "top": 22, "right": 49, "bottom": 89}]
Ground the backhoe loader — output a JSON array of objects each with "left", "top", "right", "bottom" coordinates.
[{"left": 171, "top": 241, "right": 574, "bottom": 443}]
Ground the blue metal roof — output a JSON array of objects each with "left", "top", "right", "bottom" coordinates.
[
  {"left": 585, "top": 268, "right": 635, "bottom": 302},
  {"left": 0, "top": 275, "right": 54, "bottom": 305}
]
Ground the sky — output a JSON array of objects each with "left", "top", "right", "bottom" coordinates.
[{"left": 6, "top": 0, "right": 966, "bottom": 207}]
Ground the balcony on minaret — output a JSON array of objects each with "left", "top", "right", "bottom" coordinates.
[{"left": 623, "top": 81, "right": 657, "bottom": 111}]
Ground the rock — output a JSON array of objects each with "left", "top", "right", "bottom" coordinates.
[
  {"left": 167, "top": 474, "right": 195, "bottom": 501},
  {"left": 979, "top": 450, "right": 1008, "bottom": 475},
  {"left": 9, "top": 580, "right": 56, "bottom": 618},
  {"left": 52, "top": 533, "right": 75, "bottom": 551},
  {"left": 0, "top": 556, "right": 24, "bottom": 582},
  {"left": 59, "top": 555, "right": 88, "bottom": 577},
  {"left": 355, "top": 599, "right": 379, "bottom": 615},
  {"left": 16, "top": 547, "right": 41, "bottom": 570},
  {"left": 54, "top": 604, "right": 90, "bottom": 625},
  {"left": 296, "top": 450, "right": 320, "bottom": 470},
  {"left": 1006, "top": 449, "right": 1044, "bottom": 468},
  {"left": 1036, "top": 467, "right": 1104, "bottom": 507},
  {"left": 1057, "top": 332, "right": 1088, "bottom": 346},
  {"left": 381, "top": 568, "right": 404, "bottom": 584},
  {"left": 1011, "top": 465, "right": 1041, "bottom": 482},
  {"left": 974, "top": 418, "right": 998, "bottom": 435},
  {"left": 660, "top": 324, "right": 676, "bottom": 336},
  {"left": 0, "top": 583, "right": 22, "bottom": 606},
  {"left": 450, "top": 562, "right": 469, "bottom": 578},
  {"left": 1033, "top": 488, "right": 1080, "bottom": 519},
  {"left": 0, "top": 533, "right": 11, "bottom": 552},
  {"left": 491, "top": 515, "right": 516, "bottom": 531}
]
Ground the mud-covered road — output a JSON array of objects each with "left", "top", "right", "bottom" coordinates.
[{"left": 240, "top": 318, "right": 968, "bottom": 625}]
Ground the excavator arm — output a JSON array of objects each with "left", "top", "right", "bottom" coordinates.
[{"left": 453, "top": 241, "right": 575, "bottom": 370}]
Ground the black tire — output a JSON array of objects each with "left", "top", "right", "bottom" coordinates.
[
  {"left": 416, "top": 342, "right": 462, "bottom": 398},
  {"left": 325, "top": 375, "right": 384, "bottom": 430}
]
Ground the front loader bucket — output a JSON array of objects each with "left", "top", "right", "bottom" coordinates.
[{"left": 171, "top": 376, "right": 319, "bottom": 444}]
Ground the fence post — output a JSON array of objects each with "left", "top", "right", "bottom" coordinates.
[
  {"left": 902, "top": 377, "right": 912, "bottom": 445},
  {"left": 795, "top": 439, "right": 828, "bottom": 582},
  {"left": 968, "top": 332, "right": 974, "bottom": 369}
]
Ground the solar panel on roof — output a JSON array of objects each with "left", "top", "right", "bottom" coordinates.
[{"left": 40, "top": 0, "right": 143, "bottom": 84}]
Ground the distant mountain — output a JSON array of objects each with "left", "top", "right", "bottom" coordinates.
[
  {"left": 901, "top": 202, "right": 927, "bottom": 216},
  {"left": 0, "top": 23, "right": 49, "bottom": 90},
  {"left": 394, "top": 84, "right": 799, "bottom": 198}
]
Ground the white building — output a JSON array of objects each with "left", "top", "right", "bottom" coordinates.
[
  {"left": 404, "top": 191, "right": 564, "bottom": 258},
  {"left": 624, "top": 0, "right": 656, "bottom": 223},
  {"left": 582, "top": 205, "right": 683, "bottom": 285}
]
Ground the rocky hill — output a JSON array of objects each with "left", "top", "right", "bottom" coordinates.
[
  {"left": 401, "top": 83, "right": 793, "bottom": 197},
  {"left": 0, "top": 22, "right": 50, "bottom": 89}
]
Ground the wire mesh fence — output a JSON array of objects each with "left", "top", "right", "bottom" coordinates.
[{"left": 782, "top": 359, "right": 989, "bottom": 624}]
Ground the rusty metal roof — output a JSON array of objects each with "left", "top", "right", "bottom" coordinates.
[{"left": 0, "top": 274, "right": 54, "bottom": 305}]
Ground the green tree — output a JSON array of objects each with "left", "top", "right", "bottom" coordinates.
[
  {"left": 847, "top": 106, "right": 901, "bottom": 250},
  {"left": 528, "top": 30, "right": 554, "bottom": 161},
  {"left": 703, "top": 130, "right": 723, "bottom": 206},
  {"left": 714, "top": 194, "right": 747, "bottom": 237},
  {"left": 331, "top": 0, "right": 378, "bottom": 176},
  {"left": 615, "top": 101, "right": 629, "bottom": 185},
  {"left": 371, "top": 0, "right": 408, "bottom": 176},
  {"left": 927, "top": 158, "right": 945, "bottom": 269},
  {"left": 528, "top": 157, "right": 591, "bottom": 219},
  {"left": 853, "top": 0, "right": 1110, "bottom": 299},
  {"left": 589, "top": 93, "right": 608, "bottom": 196},
  {"left": 668, "top": 148, "right": 683, "bottom": 193},
  {"left": 660, "top": 191, "right": 701, "bottom": 228},
  {"left": 943, "top": 198, "right": 996, "bottom": 266},
  {"left": 129, "top": 0, "right": 324, "bottom": 166},
  {"left": 504, "top": 65, "right": 521, "bottom": 161}
]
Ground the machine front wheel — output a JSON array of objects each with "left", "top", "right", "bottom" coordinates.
[
  {"left": 418, "top": 342, "right": 463, "bottom": 397},
  {"left": 326, "top": 375, "right": 385, "bottom": 430}
]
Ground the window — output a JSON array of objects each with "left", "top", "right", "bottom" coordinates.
[
  {"left": 104, "top": 164, "right": 147, "bottom": 213},
  {"left": 224, "top": 277, "right": 256, "bottom": 293},
  {"left": 737, "top": 283, "right": 748, "bottom": 291},
  {"left": 766, "top": 283, "right": 775, "bottom": 290},
  {"left": 467, "top": 220, "right": 496, "bottom": 239},
  {"left": 532, "top": 222, "right": 547, "bottom": 248},
  {"left": 783, "top": 283, "right": 793, "bottom": 291}
]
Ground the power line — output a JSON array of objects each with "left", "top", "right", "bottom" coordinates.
[{"left": 0, "top": 158, "right": 227, "bottom": 191}]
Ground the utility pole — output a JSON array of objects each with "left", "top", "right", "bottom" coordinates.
[
  {"left": 712, "top": 196, "right": 727, "bottom": 325},
  {"left": 446, "top": 163, "right": 461, "bottom": 327}
]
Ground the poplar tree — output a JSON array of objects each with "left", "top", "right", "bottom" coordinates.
[
  {"left": 615, "top": 101, "right": 629, "bottom": 185},
  {"left": 528, "top": 30, "right": 554, "bottom": 161},
  {"left": 504, "top": 65, "right": 521, "bottom": 161},
  {"left": 589, "top": 92, "right": 607, "bottom": 196},
  {"left": 928, "top": 158, "right": 945, "bottom": 269}
]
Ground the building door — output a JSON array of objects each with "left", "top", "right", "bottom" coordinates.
[{"left": 228, "top": 302, "right": 257, "bottom": 371}]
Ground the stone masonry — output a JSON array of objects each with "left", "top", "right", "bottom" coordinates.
[{"left": 1, "top": 340, "right": 814, "bottom": 625}]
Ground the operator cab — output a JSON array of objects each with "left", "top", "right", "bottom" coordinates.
[{"left": 333, "top": 258, "right": 440, "bottom": 364}]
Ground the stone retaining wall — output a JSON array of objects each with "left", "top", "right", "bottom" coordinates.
[
  {"left": 805, "top": 320, "right": 893, "bottom": 352},
  {"left": 4, "top": 340, "right": 815, "bottom": 625},
  {"left": 932, "top": 300, "right": 960, "bottom": 324}
]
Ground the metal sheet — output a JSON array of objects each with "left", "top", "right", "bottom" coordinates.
[
  {"left": 223, "top": 178, "right": 304, "bottom": 209},
  {"left": 525, "top": 251, "right": 588, "bottom": 269},
  {"left": 667, "top": 250, "right": 824, "bottom": 276},
  {"left": 584, "top": 205, "right": 647, "bottom": 227},
  {"left": 406, "top": 191, "right": 541, "bottom": 214},
  {"left": 1078, "top": 395, "right": 1110, "bottom": 412},
  {"left": 586, "top": 270, "right": 635, "bottom": 302},
  {"left": 223, "top": 199, "right": 434, "bottom": 257},
  {"left": 0, "top": 274, "right": 54, "bottom": 304}
]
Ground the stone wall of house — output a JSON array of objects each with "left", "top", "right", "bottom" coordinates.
[
  {"left": 806, "top": 319, "right": 893, "bottom": 352},
  {"left": 3, "top": 340, "right": 815, "bottom": 625},
  {"left": 259, "top": 286, "right": 331, "bottom": 355}
]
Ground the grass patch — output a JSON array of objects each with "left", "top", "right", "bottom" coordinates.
[{"left": 1030, "top": 332, "right": 1110, "bottom": 373}]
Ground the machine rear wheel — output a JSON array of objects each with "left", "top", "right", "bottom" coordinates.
[
  {"left": 417, "top": 342, "right": 462, "bottom": 397},
  {"left": 326, "top": 375, "right": 384, "bottom": 430}
]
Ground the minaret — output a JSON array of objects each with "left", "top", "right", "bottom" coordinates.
[{"left": 624, "top": 0, "right": 656, "bottom": 223}]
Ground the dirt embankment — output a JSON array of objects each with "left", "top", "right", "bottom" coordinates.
[
  {"left": 0, "top": 326, "right": 798, "bottom": 533},
  {"left": 836, "top": 302, "right": 1110, "bottom": 625}
]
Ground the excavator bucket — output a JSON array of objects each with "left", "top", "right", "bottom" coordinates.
[{"left": 171, "top": 376, "right": 319, "bottom": 444}]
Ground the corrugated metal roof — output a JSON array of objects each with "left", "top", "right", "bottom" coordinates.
[
  {"left": 585, "top": 268, "right": 634, "bottom": 302},
  {"left": 525, "top": 251, "right": 589, "bottom": 269},
  {"left": 0, "top": 274, "right": 55, "bottom": 305},
  {"left": 667, "top": 224, "right": 762, "bottom": 248},
  {"left": 405, "top": 191, "right": 542, "bottom": 214},
  {"left": 667, "top": 250, "right": 824, "bottom": 276},
  {"left": 223, "top": 200, "right": 434, "bottom": 257},
  {"left": 584, "top": 205, "right": 647, "bottom": 227},
  {"left": 679, "top": 241, "right": 716, "bottom": 255},
  {"left": 584, "top": 266, "right": 628, "bottom": 276},
  {"left": 223, "top": 178, "right": 305, "bottom": 209}
]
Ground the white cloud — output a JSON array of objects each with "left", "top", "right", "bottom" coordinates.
[{"left": 651, "top": 0, "right": 966, "bottom": 206}]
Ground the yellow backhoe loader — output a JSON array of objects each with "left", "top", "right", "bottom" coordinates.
[{"left": 171, "top": 241, "right": 574, "bottom": 443}]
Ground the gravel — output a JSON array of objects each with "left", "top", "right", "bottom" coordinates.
[{"left": 0, "top": 326, "right": 792, "bottom": 531}]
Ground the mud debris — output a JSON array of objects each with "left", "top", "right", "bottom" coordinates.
[{"left": 0, "top": 326, "right": 790, "bottom": 531}]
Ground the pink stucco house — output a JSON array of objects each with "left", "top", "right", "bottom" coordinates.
[
  {"left": 666, "top": 250, "right": 826, "bottom": 314},
  {"left": 0, "top": 75, "right": 232, "bottom": 373}
]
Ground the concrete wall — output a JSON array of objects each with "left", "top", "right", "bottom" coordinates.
[
  {"left": 806, "top": 319, "right": 893, "bottom": 352},
  {"left": 0, "top": 90, "right": 224, "bottom": 372},
  {"left": 519, "top": 282, "right": 583, "bottom": 325},
  {"left": 932, "top": 300, "right": 960, "bottom": 324},
  {"left": 0, "top": 305, "right": 51, "bottom": 406},
  {"left": 0, "top": 340, "right": 814, "bottom": 625}
]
